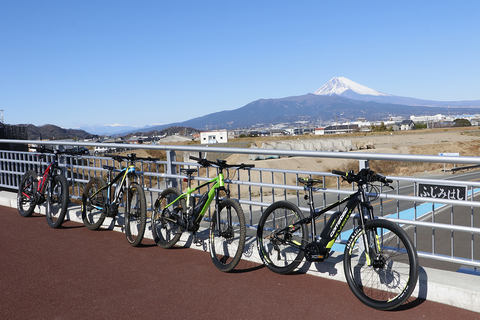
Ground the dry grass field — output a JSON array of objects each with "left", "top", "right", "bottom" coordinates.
[{"left": 92, "top": 127, "right": 480, "bottom": 197}]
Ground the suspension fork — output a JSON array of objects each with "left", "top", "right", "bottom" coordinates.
[
  {"left": 214, "top": 188, "right": 224, "bottom": 231},
  {"left": 358, "top": 185, "right": 379, "bottom": 265},
  {"left": 125, "top": 174, "right": 130, "bottom": 217}
]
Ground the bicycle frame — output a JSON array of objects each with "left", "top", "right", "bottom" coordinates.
[
  {"left": 280, "top": 184, "right": 373, "bottom": 253},
  {"left": 163, "top": 173, "right": 226, "bottom": 228},
  {"left": 89, "top": 165, "right": 136, "bottom": 211},
  {"left": 31, "top": 154, "right": 60, "bottom": 196}
]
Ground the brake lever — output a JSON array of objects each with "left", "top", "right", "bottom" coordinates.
[{"left": 383, "top": 183, "right": 395, "bottom": 190}]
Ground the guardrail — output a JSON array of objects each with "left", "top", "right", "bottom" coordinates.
[{"left": 0, "top": 139, "right": 479, "bottom": 271}]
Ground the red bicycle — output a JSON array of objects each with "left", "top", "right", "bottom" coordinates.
[{"left": 17, "top": 146, "right": 86, "bottom": 228}]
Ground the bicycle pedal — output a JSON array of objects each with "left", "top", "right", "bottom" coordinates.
[
  {"left": 306, "top": 254, "right": 326, "bottom": 262},
  {"left": 192, "top": 236, "right": 203, "bottom": 246}
]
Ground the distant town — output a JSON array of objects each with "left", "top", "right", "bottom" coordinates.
[{"left": 82, "top": 113, "right": 480, "bottom": 153}]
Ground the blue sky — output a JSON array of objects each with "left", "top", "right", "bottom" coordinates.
[{"left": 1, "top": 0, "right": 479, "bottom": 129}]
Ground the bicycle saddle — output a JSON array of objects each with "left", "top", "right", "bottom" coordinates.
[
  {"left": 298, "top": 177, "right": 323, "bottom": 186},
  {"left": 180, "top": 168, "right": 197, "bottom": 175},
  {"left": 102, "top": 165, "right": 115, "bottom": 171}
]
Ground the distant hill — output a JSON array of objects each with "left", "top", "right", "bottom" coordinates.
[
  {"left": 129, "top": 94, "right": 480, "bottom": 132},
  {"left": 127, "top": 126, "right": 199, "bottom": 138},
  {"left": 15, "top": 124, "right": 97, "bottom": 140}
]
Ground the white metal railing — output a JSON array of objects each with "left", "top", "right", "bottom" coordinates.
[{"left": 0, "top": 139, "right": 479, "bottom": 271}]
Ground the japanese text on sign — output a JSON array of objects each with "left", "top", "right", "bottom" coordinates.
[{"left": 418, "top": 183, "right": 467, "bottom": 201}]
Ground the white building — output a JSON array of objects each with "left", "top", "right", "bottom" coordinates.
[
  {"left": 200, "top": 130, "right": 228, "bottom": 144},
  {"left": 314, "top": 128, "right": 325, "bottom": 135},
  {"left": 410, "top": 114, "right": 446, "bottom": 123}
]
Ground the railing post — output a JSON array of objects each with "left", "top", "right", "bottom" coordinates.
[
  {"left": 166, "top": 150, "right": 178, "bottom": 188},
  {"left": 359, "top": 159, "right": 369, "bottom": 170}
]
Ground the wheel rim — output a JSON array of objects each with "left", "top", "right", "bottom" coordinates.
[
  {"left": 126, "top": 188, "right": 143, "bottom": 242},
  {"left": 258, "top": 206, "right": 304, "bottom": 269},
  {"left": 210, "top": 205, "right": 243, "bottom": 267},
  {"left": 153, "top": 195, "right": 181, "bottom": 243},
  {"left": 346, "top": 226, "right": 413, "bottom": 304},
  {"left": 19, "top": 176, "right": 36, "bottom": 212},
  {"left": 85, "top": 184, "right": 104, "bottom": 225},
  {"left": 47, "top": 180, "right": 64, "bottom": 223}
]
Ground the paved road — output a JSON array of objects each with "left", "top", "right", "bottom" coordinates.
[{"left": 0, "top": 206, "right": 478, "bottom": 320}]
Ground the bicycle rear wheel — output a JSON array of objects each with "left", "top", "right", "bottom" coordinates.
[
  {"left": 152, "top": 187, "right": 184, "bottom": 248},
  {"left": 17, "top": 170, "right": 38, "bottom": 217},
  {"left": 256, "top": 200, "right": 307, "bottom": 274},
  {"left": 209, "top": 199, "right": 246, "bottom": 272},
  {"left": 46, "top": 174, "right": 69, "bottom": 228},
  {"left": 82, "top": 177, "right": 107, "bottom": 230},
  {"left": 124, "top": 182, "right": 147, "bottom": 246},
  {"left": 344, "top": 219, "right": 418, "bottom": 310}
]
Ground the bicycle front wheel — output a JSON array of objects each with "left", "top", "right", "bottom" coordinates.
[
  {"left": 344, "top": 219, "right": 418, "bottom": 310},
  {"left": 256, "top": 200, "right": 307, "bottom": 274},
  {"left": 46, "top": 174, "right": 69, "bottom": 228},
  {"left": 82, "top": 177, "right": 107, "bottom": 230},
  {"left": 17, "top": 170, "right": 38, "bottom": 217},
  {"left": 124, "top": 182, "right": 147, "bottom": 246},
  {"left": 152, "top": 187, "right": 184, "bottom": 248},
  {"left": 209, "top": 199, "right": 246, "bottom": 272}
]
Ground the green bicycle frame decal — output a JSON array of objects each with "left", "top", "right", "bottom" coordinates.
[{"left": 164, "top": 173, "right": 224, "bottom": 219}]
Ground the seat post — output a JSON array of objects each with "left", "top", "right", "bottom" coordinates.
[{"left": 187, "top": 173, "right": 192, "bottom": 189}]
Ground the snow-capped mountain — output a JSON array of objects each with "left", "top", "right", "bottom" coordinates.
[
  {"left": 314, "top": 76, "right": 389, "bottom": 97},
  {"left": 116, "top": 76, "right": 480, "bottom": 134},
  {"left": 313, "top": 76, "right": 480, "bottom": 107}
]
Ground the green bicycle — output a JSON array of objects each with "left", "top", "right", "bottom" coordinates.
[{"left": 152, "top": 156, "right": 254, "bottom": 272}]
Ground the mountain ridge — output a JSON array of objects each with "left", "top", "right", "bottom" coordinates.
[{"left": 132, "top": 93, "right": 480, "bottom": 133}]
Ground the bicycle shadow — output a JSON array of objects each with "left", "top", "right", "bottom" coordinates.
[
  {"left": 294, "top": 251, "right": 343, "bottom": 276},
  {"left": 390, "top": 266, "right": 428, "bottom": 311},
  {"left": 296, "top": 252, "right": 428, "bottom": 311}
]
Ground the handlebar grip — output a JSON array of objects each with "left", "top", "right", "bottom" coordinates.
[
  {"left": 374, "top": 173, "right": 392, "bottom": 184},
  {"left": 189, "top": 156, "right": 201, "bottom": 161},
  {"left": 332, "top": 170, "right": 346, "bottom": 176},
  {"left": 240, "top": 164, "right": 255, "bottom": 169}
]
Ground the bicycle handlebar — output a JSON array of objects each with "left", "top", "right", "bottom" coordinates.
[
  {"left": 33, "top": 146, "right": 88, "bottom": 156},
  {"left": 331, "top": 168, "right": 392, "bottom": 185},
  {"left": 105, "top": 153, "right": 149, "bottom": 163},
  {"left": 189, "top": 156, "right": 255, "bottom": 170}
]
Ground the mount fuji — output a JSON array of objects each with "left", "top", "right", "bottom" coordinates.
[
  {"left": 314, "top": 77, "right": 480, "bottom": 108},
  {"left": 314, "top": 76, "right": 390, "bottom": 97},
  {"left": 125, "top": 77, "right": 480, "bottom": 133}
]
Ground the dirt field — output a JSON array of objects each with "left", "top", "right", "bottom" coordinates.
[
  {"left": 105, "top": 127, "right": 480, "bottom": 196},
  {"left": 226, "top": 127, "right": 480, "bottom": 177}
]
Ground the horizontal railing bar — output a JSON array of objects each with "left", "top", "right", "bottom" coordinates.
[
  {"left": 417, "top": 251, "right": 480, "bottom": 268},
  {"left": 2, "top": 139, "right": 480, "bottom": 164},
  {"left": 381, "top": 217, "right": 480, "bottom": 234},
  {"left": 391, "top": 175, "right": 480, "bottom": 187}
]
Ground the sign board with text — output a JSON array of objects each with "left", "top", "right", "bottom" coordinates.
[{"left": 418, "top": 183, "right": 467, "bottom": 201}]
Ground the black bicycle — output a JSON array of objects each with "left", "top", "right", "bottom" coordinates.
[
  {"left": 82, "top": 153, "right": 148, "bottom": 247},
  {"left": 256, "top": 168, "right": 419, "bottom": 310},
  {"left": 17, "top": 146, "right": 86, "bottom": 228},
  {"left": 152, "top": 156, "right": 254, "bottom": 272}
]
